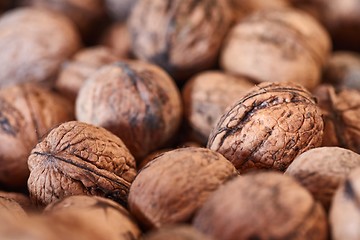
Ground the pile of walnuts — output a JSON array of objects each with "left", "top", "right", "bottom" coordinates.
[{"left": 0, "top": 0, "right": 360, "bottom": 239}]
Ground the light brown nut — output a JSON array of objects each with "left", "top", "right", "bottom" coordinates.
[
  {"left": 128, "top": 147, "right": 238, "bottom": 229},
  {"left": 0, "top": 7, "right": 81, "bottom": 87},
  {"left": 193, "top": 172, "right": 328, "bottom": 240},
  {"left": 0, "top": 83, "right": 74, "bottom": 189},
  {"left": 0, "top": 196, "right": 27, "bottom": 223},
  {"left": 76, "top": 61, "right": 182, "bottom": 160},
  {"left": 285, "top": 147, "right": 360, "bottom": 210},
  {"left": 128, "top": 0, "right": 232, "bottom": 81},
  {"left": 144, "top": 225, "right": 211, "bottom": 240},
  {"left": 208, "top": 82, "right": 323, "bottom": 173},
  {"left": 0, "top": 191, "right": 33, "bottom": 212},
  {"left": 27, "top": 121, "right": 137, "bottom": 207},
  {"left": 100, "top": 23, "right": 132, "bottom": 59}
]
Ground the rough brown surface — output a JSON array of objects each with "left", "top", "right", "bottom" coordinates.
[
  {"left": 104, "top": 0, "right": 138, "bottom": 21},
  {"left": 0, "top": 7, "right": 81, "bottom": 87},
  {"left": 221, "top": 8, "right": 331, "bottom": 90},
  {"left": 193, "top": 172, "right": 328, "bottom": 240},
  {"left": 128, "top": 0, "right": 232, "bottom": 81},
  {"left": 100, "top": 23, "right": 132, "bottom": 59},
  {"left": 76, "top": 61, "right": 182, "bottom": 160},
  {"left": 128, "top": 147, "right": 238, "bottom": 229},
  {"left": 144, "top": 225, "right": 210, "bottom": 240},
  {"left": 285, "top": 147, "right": 360, "bottom": 210},
  {"left": 27, "top": 121, "right": 137, "bottom": 207},
  {"left": 330, "top": 167, "right": 360, "bottom": 240},
  {"left": 182, "top": 71, "right": 254, "bottom": 144},
  {"left": 0, "top": 83, "right": 74, "bottom": 189},
  {"left": 208, "top": 82, "right": 323, "bottom": 173}
]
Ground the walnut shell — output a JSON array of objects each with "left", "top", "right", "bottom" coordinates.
[
  {"left": 182, "top": 71, "right": 254, "bottom": 145},
  {"left": 221, "top": 8, "right": 331, "bottom": 90},
  {"left": 193, "top": 172, "right": 328, "bottom": 240},
  {"left": 100, "top": 23, "right": 132, "bottom": 59},
  {"left": 27, "top": 121, "right": 137, "bottom": 207},
  {"left": 128, "top": 0, "right": 232, "bottom": 81},
  {"left": 104, "top": 0, "right": 138, "bottom": 21},
  {"left": 208, "top": 82, "right": 324, "bottom": 173},
  {"left": 76, "top": 61, "right": 182, "bottom": 160},
  {"left": 0, "top": 7, "right": 81, "bottom": 87},
  {"left": 144, "top": 225, "right": 210, "bottom": 240},
  {"left": 285, "top": 147, "right": 360, "bottom": 210},
  {"left": 0, "top": 83, "right": 74, "bottom": 189},
  {"left": 0, "top": 196, "right": 27, "bottom": 222},
  {"left": 128, "top": 147, "right": 238, "bottom": 229},
  {"left": 56, "top": 46, "right": 119, "bottom": 102},
  {"left": 330, "top": 167, "right": 360, "bottom": 240},
  {"left": 0, "top": 191, "right": 32, "bottom": 212}
]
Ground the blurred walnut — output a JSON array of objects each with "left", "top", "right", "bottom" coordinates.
[
  {"left": 0, "top": 196, "right": 27, "bottom": 222},
  {"left": 286, "top": 147, "right": 360, "bottom": 210},
  {"left": 144, "top": 225, "right": 210, "bottom": 240},
  {"left": 221, "top": 8, "right": 331, "bottom": 90},
  {"left": 129, "top": 147, "right": 238, "bottom": 229},
  {"left": 313, "top": 85, "right": 360, "bottom": 153},
  {"left": 0, "top": 83, "right": 74, "bottom": 189},
  {"left": 100, "top": 23, "right": 132, "bottom": 59},
  {"left": 208, "top": 82, "right": 323, "bottom": 173},
  {"left": 0, "top": 7, "right": 80, "bottom": 87},
  {"left": 0, "top": 191, "right": 32, "bottom": 211},
  {"left": 182, "top": 71, "right": 254, "bottom": 144},
  {"left": 56, "top": 46, "right": 119, "bottom": 102},
  {"left": 27, "top": 121, "right": 137, "bottom": 207},
  {"left": 76, "top": 61, "right": 182, "bottom": 160},
  {"left": 104, "top": 0, "right": 138, "bottom": 21},
  {"left": 129, "top": 0, "right": 232, "bottom": 81}
]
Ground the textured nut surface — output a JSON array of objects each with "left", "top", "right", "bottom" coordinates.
[
  {"left": 144, "top": 225, "right": 211, "bottom": 240},
  {"left": 0, "top": 83, "right": 74, "bottom": 189},
  {"left": 128, "top": 147, "right": 238, "bottom": 229},
  {"left": 285, "top": 147, "right": 360, "bottom": 210},
  {"left": 129, "top": 0, "right": 232, "bottom": 80},
  {"left": 27, "top": 121, "right": 137, "bottom": 207},
  {"left": 76, "top": 61, "right": 182, "bottom": 159},
  {"left": 182, "top": 71, "right": 254, "bottom": 144},
  {"left": 193, "top": 172, "right": 328, "bottom": 240},
  {"left": 208, "top": 82, "right": 323, "bottom": 173},
  {"left": 0, "top": 7, "right": 80, "bottom": 87}
]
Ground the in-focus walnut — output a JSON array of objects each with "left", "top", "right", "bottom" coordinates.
[
  {"left": 0, "top": 196, "right": 27, "bottom": 223},
  {"left": 128, "top": 147, "right": 238, "bottom": 229},
  {"left": 285, "top": 147, "right": 360, "bottom": 210},
  {"left": 100, "top": 23, "right": 132, "bottom": 59},
  {"left": 208, "top": 82, "right": 323, "bottom": 173},
  {"left": 56, "top": 46, "right": 119, "bottom": 102},
  {"left": 0, "top": 7, "right": 81, "bottom": 87},
  {"left": 221, "top": 8, "right": 331, "bottom": 90},
  {"left": 0, "top": 83, "right": 74, "bottom": 189},
  {"left": 182, "top": 71, "right": 255, "bottom": 145},
  {"left": 27, "top": 121, "right": 137, "bottom": 207},
  {"left": 104, "top": 0, "right": 138, "bottom": 21},
  {"left": 323, "top": 51, "right": 360, "bottom": 90},
  {"left": 0, "top": 191, "right": 32, "bottom": 211},
  {"left": 76, "top": 61, "right": 183, "bottom": 160},
  {"left": 128, "top": 0, "right": 232, "bottom": 81},
  {"left": 193, "top": 172, "right": 328, "bottom": 240},
  {"left": 330, "top": 167, "right": 360, "bottom": 240},
  {"left": 313, "top": 84, "right": 360, "bottom": 153},
  {"left": 144, "top": 225, "right": 210, "bottom": 240},
  {"left": 44, "top": 195, "right": 141, "bottom": 240}
]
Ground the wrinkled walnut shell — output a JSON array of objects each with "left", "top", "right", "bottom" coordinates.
[
  {"left": 208, "top": 82, "right": 323, "bottom": 173},
  {"left": 27, "top": 121, "right": 137, "bottom": 207},
  {"left": 193, "top": 172, "right": 328, "bottom": 240}
]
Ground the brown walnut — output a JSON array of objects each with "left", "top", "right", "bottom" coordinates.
[
  {"left": 128, "top": 0, "right": 232, "bottom": 81},
  {"left": 0, "top": 191, "right": 32, "bottom": 211},
  {"left": 27, "top": 121, "right": 137, "bottom": 207},
  {"left": 0, "top": 83, "right": 74, "bottom": 189},
  {"left": 100, "top": 23, "right": 132, "bottom": 59},
  {"left": 76, "top": 61, "right": 182, "bottom": 160},
  {"left": 208, "top": 82, "right": 323, "bottom": 173},
  {"left": 144, "top": 225, "right": 211, "bottom": 240},
  {"left": 0, "top": 7, "right": 81, "bottom": 87},
  {"left": 193, "top": 172, "right": 328, "bottom": 240},
  {"left": 285, "top": 147, "right": 360, "bottom": 210},
  {"left": 0, "top": 196, "right": 27, "bottom": 223},
  {"left": 221, "top": 8, "right": 331, "bottom": 90},
  {"left": 128, "top": 147, "right": 238, "bottom": 229},
  {"left": 104, "top": 0, "right": 138, "bottom": 21}
]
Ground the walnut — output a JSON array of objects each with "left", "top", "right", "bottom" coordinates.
[
  {"left": 56, "top": 46, "right": 119, "bottom": 102},
  {"left": 100, "top": 23, "right": 132, "bottom": 59},
  {"left": 220, "top": 8, "right": 331, "bottom": 90},
  {"left": 144, "top": 225, "right": 210, "bottom": 240},
  {"left": 76, "top": 61, "right": 183, "bottom": 160},
  {"left": 27, "top": 121, "right": 137, "bottom": 207},
  {"left": 285, "top": 147, "right": 360, "bottom": 210},
  {"left": 0, "top": 191, "right": 33, "bottom": 212},
  {"left": 208, "top": 82, "right": 323, "bottom": 173},
  {"left": 312, "top": 85, "right": 360, "bottom": 152},
  {"left": 330, "top": 167, "right": 360, "bottom": 240},
  {"left": 182, "top": 71, "right": 254, "bottom": 145},
  {"left": 0, "top": 7, "right": 81, "bottom": 87},
  {"left": 128, "top": 0, "right": 232, "bottom": 81},
  {"left": 0, "top": 196, "right": 27, "bottom": 223},
  {"left": 0, "top": 83, "right": 74, "bottom": 189},
  {"left": 128, "top": 147, "right": 238, "bottom": 229},
  {"left": 104, "top": 0, "right": 138, "bottom": 21},
  {"left": 193, "top": 172, "right": 328, "bottom": 240}
]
